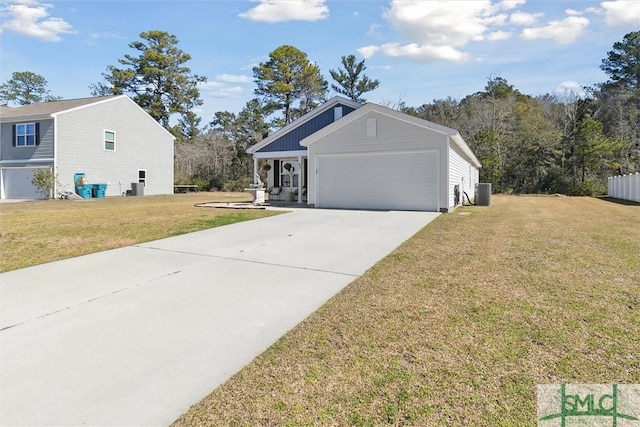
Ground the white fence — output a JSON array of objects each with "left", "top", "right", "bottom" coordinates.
[{"left": 608, "top": 173, "right": 640, "bottom": 202}]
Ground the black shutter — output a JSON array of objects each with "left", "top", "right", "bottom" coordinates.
[
  {"left": 35, "top": 123, "right": 40, "bottom": 146},
  {"left": 303, "top": 158, "right": 308, "bottom": 188},
  {"left": 12, "top": 124, "right": 16, "bottom": 146},
  {"left": 274, "top": 160, "right": 280, "bottom": 187}
]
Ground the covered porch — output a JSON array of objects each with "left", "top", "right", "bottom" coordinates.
[{"left": 252, "top": 151, "right": 308, "bottom": 205}]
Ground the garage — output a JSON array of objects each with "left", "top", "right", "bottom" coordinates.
[
  {"left": 248, "top": 98, "right": 481, "bottom": 212},
  {"left": 1, "top": 167, "right": 47, "bottom": 199},
  {"left": 316, "top": 151, "right": 439, "bottom": 211}
]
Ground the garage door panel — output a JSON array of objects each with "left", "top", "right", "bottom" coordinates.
[
  {"left": 317, "top": 152, "right": 438, "bottom": 211},
  {"left": 2, "top": 168, "right": 45, "bottom": 199}
]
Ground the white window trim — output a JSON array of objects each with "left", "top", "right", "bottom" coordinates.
[
  {"left": 104, "top": 129, "right": 116, "bottom": 151},
  {"left": 16, "top": 123, "right": 37, "bottom": 147},
  {"left": 138, "top": 169, "right": 146, "bottom": 187}
]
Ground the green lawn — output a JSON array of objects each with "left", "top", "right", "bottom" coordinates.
[
  {"left": 171, "top": 195, "right": 640, "bottom": 426},
  {"left": 0, "top": 192, "right": 278, "bottom": 273}
]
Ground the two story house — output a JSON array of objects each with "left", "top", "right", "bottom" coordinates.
[{"left": 0, "top": 95, "right": 174, "bottom": 199}]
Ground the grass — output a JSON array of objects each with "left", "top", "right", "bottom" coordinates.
[
  {"left": 171, "top": 195, "right": 640, "bottom": 426},
  {"left": 0, "top": 192, "right": 279, "bottom": 273}
]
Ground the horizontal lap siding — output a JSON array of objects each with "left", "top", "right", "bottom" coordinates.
[
  {"left": 0, "top": 120, "right": 54, "bottom": 161},
  {"left": 307, "top": 111, "right": 448, "bottom": 207},
  {"left": 448, "top": 144, "right": 477, "bottom": 210},
  {"left": 55, "top": 98, "right": 173, "bottom": 196}
]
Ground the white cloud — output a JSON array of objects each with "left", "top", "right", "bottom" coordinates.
[
  {"left": 215, "top": 74, "right": 253, "bottom": 84},
  {"left": 367, "top": 23, "right": 383, "bottom": 38},
  {"left": 358, "top": 45, "right": 381, "bottom": 59},
  {"left": 487, "top": 30, "right": 511, "bottom": 41},
  {"left": 601, "top": 0, "right": 640, "bottom": 26},
  {"left": 85, "top": 32, "right": 125, "bottom": 45},
  {"left": 555, "top": 81, "right": 587, "bottom": 98},
  {"left": 510, "top": 11, "right": 543, "bottom": 25},
  {"left": 498, "top": 0, "right": 526, "bottom": 10},
  {"left": 199, "top": 75, "right": 253, "bottom": 99},
  {"left": 239, "top": 0, "right": 328, "bottom": 23},
  {"left": 369, "top": 42, "right": 470, "bottom": 62},
  {"left": 359, "top": 0, "right": 522, "bottom": 62},
  {"left": 0, "top": 0, "right": 75, "bottom": 41},
  {"left": 521, "top": 16, "right": 589, "bottom": 44}
]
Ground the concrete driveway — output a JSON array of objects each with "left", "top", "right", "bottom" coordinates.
[{"left": 0, "top": 208, "right": 439, "bottom": 426}]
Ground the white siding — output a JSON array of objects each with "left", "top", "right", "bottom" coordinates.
[
  {"left": 307, "top": 110, "right": 449, "bottom": 210},
  {"left": 54, "top": 97, "right": 174, "bottom": 197},
  {"left": 448, "top": 143, "right": 478, "bottom": 210}
]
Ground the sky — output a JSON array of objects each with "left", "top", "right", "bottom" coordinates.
[{"left": 1, "top": 0, "right": 639, "bottom": 124}]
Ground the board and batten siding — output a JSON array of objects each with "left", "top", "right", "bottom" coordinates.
[
  {"left": 306, "top": 110, "right": 449, "bottom": 208},
  {"left": 0, "top": 120, "right": 54, "bottom": 161},
  {"left": 447, "top": 143, "right": 478, "bottom": 210},
  {"left": 54, "top": 97, "right": 174, "bottom": 196},
  {"left": 257, "top": 104, "right": 357, "bottom": 153}
]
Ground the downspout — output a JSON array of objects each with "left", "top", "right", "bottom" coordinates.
[{"left": 53, "top": 114, "right": 58, "bottom": 197}]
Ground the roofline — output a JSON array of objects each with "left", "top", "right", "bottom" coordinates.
[
  {"left": 301, "top": 102, "right": 481, "bottom": 168},
  {"left": 52, "top": 95, "right": 175, "bottom": 140},
  {"left": 50, "top": 95, "right": 128, "bottom": 117},
  {"left": 247, "top": 95, "right": 361, "bottom": 154},
  {"left": 0, "top": 113, "right": 51, "bottom": 123},
  {"left": 0, "top": 96, "right": 121, "bottom": 123}
]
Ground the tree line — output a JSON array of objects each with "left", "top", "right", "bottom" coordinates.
[{"left": 2, "top": 30, "right": 638, "bottom": 195}]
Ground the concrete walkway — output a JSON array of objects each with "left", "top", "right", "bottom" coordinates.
[{"left": 0, "top": 208, "right": 439, "bottom": 426}]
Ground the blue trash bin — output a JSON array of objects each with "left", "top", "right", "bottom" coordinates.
[
  {"left": 92, "top": 183, "right": 107, "bottom": 198},
  {"left": 77, "top": 184, "right": 93, "bottom": 199},
  {"left": 74, "top": 173, "right": 93, "bottom": 198}
]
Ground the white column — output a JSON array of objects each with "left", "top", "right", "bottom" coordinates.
[
  {"left": 297, "top": 155, "right": 303, "bottom": 203},
  {"left": 253, "top": 157, "right": 259, "bottom": 185}
]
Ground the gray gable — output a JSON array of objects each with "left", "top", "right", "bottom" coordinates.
[{"left": 257, "top": 103, "right": 357, "bottom": 153}]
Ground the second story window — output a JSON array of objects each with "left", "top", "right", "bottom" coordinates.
[
  {"left": 14, "top": 123, "right": 38, "bottom": 147},
  {"left": 104, "top": 130, "right": 115, "bottom": 151}
]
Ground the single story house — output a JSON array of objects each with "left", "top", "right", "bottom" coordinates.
[
  {"left": 247, "top": 96, "right": 481, "bottom": 212},
  {"left": 0, "top": 95, "right": 174, "bottom": 199}
]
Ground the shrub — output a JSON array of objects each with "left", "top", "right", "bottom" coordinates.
[
  {"left": 222, "top": 177, "right": 252, "bottom": 192},
  {"left": 31, "top": 169, "right": 59, "bottom": 199}
]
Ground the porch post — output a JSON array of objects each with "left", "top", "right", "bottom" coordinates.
[
  {"left": 297, "top": 154, "right": 303, "bottom": 203},
  {"left": 253, "top": 156, "right": 259, "bottom": 185}
]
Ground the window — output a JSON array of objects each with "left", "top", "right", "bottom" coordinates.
[
  {"left": 138, "top": 169, "right": 146, "bottom": 187},
  {"left": 104, "top": 130, "right": 115, "bottom": 151},
  {"left": 280, "top": 160, "right": 299, "bottom": 188},
  {"left": 14, "top": 123, "right": 38, "bottom": 147}
]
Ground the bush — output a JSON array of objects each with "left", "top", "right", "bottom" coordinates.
[
  {"left": 174, "top": 174, "right": 210, "bottom": 191},
  {"left": 31, "top": 169, "right": 59, "bottom": 199},
  {"left": 567, "top": 179, "right": 607, "bottom": 196},
  {"left": 222, "top": 177, "right": 252, "bottom": 192}
]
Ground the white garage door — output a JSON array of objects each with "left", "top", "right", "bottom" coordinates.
[
  {"left": 2, "top": 168, "right": 47, "bottom": 199},
  {"left": 316, "top": 151, "right": 439, "bottom": 211}
]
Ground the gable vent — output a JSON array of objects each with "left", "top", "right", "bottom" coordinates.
[
  {"left": 334, "top": 106, "right": 343, "bottom": 121},
  {"left": 367, "top": 118, "right": 377, "bottom": 138}
]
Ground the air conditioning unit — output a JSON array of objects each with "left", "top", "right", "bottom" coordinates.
[
  {"left": 476, "top": 183, "right": 492, "bottom": 206},
  {"left": 131, "top": 182, "right": 144, "bottom": 197}
]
